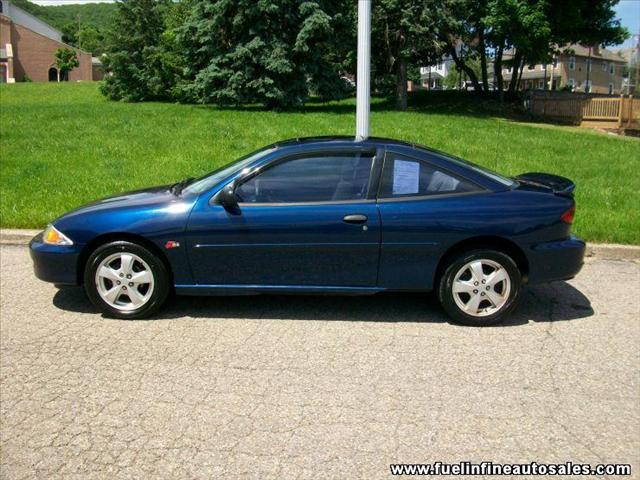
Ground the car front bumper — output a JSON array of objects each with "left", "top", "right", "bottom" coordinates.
[
  {"left": 527, "top": 235, "right": 586, "bottom": 285},
  {"left": 29, "top": 232, "right": 82, "bottom": 286}
]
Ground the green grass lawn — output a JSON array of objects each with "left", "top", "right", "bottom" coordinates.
[{"left": 1, "top": 82, "right": 639, "bottom": 243}]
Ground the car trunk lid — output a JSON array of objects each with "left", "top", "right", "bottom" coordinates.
[{"left": 514, "top": 172, "right": 576, "bottom": 197}]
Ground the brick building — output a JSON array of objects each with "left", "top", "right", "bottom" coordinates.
[{"left": 0, "top": 0, "right": 92, "bottom": 83}]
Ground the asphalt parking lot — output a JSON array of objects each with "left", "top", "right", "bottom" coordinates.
[{"left": 1, "top": 244, "right": 639, "bottom": 479}]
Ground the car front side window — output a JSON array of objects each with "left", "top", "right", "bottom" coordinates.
[
  {"left": 379, "top": 153, "right": 482, "bottom": 199},
  {"left": 235, "top": 154, "right": 374, "bottom": 204}
]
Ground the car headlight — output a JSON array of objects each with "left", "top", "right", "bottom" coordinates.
[{"left": 43, "top": 225, "right": 73, "bottom": 246}]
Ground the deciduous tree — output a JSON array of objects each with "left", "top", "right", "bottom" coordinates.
[
  {"left": 435, "top": 0, "right": 628, "bottom": 96},
  {"left": 77, "top": 25, "right": 104, "bottom": 55},
  {"left": 371, "top": 0, "right": 441, "bottom": 110},
  {"left": 54, "top": 48, "right": 79, "bottom": 81}
]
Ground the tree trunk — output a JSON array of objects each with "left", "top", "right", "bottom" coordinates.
[
  {"left": 449, "top": 44, "right": 482, "bottom": 92},
  {"left": 395, "top": 57, "right": 407, "bottom": 111},
  {"left": 57, "top": 69, "right": 60, "bottom": 82},
  {"left": 507, "top": 51, "right": 523, "bottom": 95},
  {"left": 516, "top": 61, "right": 525, "bottom": 91},
  {"left": 478, "top": 29, "right": 489, "bottom": 93},
  {"left": 494, "top": 44, "right": 504, "bottom": 103}
]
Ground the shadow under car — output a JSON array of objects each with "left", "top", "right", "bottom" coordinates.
[{"left": 52, "top": 281, "right": 593, "bottom": 327}]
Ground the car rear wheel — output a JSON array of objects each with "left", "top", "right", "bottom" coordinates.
[
  {"left": 438, "top": 249, "right": 521, "bottom": 326},
  {"left": 84, "top": 241, "right": 170, "bottom": 319}
]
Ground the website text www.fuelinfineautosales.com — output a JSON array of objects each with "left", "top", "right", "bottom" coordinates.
[{"left": 389, "top": 461, "right": 632, "bottom": 476}]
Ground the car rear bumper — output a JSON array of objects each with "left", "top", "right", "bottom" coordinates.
[
  {"left": 29, "top": 233, "right": 82, "bottom": 286},
  {"left": 526, "top": 235, "right": 586, "bottom": 284}
]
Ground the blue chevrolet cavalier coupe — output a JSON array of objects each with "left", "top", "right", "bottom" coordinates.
[{"left": 30, "top": 137, "right": 585, "bottom": 326}]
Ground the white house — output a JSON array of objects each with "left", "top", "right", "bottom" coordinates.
[{"left": 420, "top": 58, "right": 455, "bottom": 90}]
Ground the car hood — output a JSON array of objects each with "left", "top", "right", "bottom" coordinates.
[
  {"left": 50, "top": 184, "right": 200, "bottom": 245},
  {"left": 55, "top": 184, "right": 197, "bottom": 223}
]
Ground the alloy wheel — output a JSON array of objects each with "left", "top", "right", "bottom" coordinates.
[
  {"left": 95, "top": 252, "right": 155, "bottom": 312},
  {"left": 451, "top": 259, "right": 511, "bottom": 317}
]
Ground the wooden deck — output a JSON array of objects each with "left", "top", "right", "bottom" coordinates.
[{"left": 530, "top": 94, "right": 639, "bottom": 130}]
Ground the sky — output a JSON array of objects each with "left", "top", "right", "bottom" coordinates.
[
  {"left": 28, "top": 0, "right": 640, "bottom": 48},
  {"left": 615, "top": 0, "right": 640, "bottom": 48}
]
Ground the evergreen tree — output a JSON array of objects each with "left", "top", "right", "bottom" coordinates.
[
  {"left": 101, "top": 0, "right": 180, "bottom": 101},
  {"left": 178, "top": 0, "right": 348, "bottom": 109}
]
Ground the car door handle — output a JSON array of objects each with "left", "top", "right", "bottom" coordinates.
[{"left": 343, "top": 214, "right": 368, "bottom": 224}]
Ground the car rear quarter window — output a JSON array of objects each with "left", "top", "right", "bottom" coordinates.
[
  {"left": 235, "top": 154, "right": 374, "bottom": 204},
  {"left": 379, "top": 153, "right": 482, "bottom": 199}
]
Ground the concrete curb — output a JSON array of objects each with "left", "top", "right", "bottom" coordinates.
[
  {"left": 2, "top": 228, "right": 639, "bottom": 261},
  {"left": 585, "top": 243, "right": 640, "bottom": 261},
  {"left": 1, "top": 229, "right": 40, "bottom": 246}
]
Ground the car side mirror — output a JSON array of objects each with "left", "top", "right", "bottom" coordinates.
[{"left": 216, "top": 185, "right": 241, "bottom": 214}]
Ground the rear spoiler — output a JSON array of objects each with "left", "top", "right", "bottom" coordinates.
[{"left": 515, "top": 172, "right": 576, "bottom": 197}]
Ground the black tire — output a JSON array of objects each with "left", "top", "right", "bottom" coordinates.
[
  {"left": 84, "top": 241, "right": 170, "bottom": 319},
  {"left": 438, "top": 249, "right": 522, "bottom": 326}
]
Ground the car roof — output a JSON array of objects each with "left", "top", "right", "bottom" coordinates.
[
  {"left": 271, "top": 136, "right": 471, "bottom": 163},
  {"left": 272, "top": 136, "right": 416, "bottom": 150},
  {"left": 270, "top": 136, "right": 463, "bottom": 161}
]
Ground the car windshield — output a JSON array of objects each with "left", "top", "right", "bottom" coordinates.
[{"left": 182, "top": 145, "right": 278, "bottom": 195}]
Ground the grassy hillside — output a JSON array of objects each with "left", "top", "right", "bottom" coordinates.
[
  {"left": 10, "top": 0, "right": 116, "bottom": 34},
  {"left": 1, "top": 82, "right": 639, "bottom": 243}
]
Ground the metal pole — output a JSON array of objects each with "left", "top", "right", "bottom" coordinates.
[
  {"left": 635, "top": 33, "right": 639, "bottom": 95},
  {"left": 355, "top": 0, "right": 372, "bottom": 141},
  {"left": 586, "top": 46, "right": 591, "bottom": 93}
]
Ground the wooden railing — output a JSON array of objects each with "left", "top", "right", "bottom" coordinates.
[
  {"left": 530, "top": 94, "right": 639, "bottom": 128},
  {"left": 582, "top": 97, "right": 621, "bottom": 120}
]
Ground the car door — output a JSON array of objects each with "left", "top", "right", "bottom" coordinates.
[
  {"left": 186, "top": 149, "right": 382, "bottom": 287},
  {"left": 376, "top": 149, "right": 488, "bottom": 290}
]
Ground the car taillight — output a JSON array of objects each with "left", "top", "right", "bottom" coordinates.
[{"left": 561, "top": 206, "right": 575, "bottom": 224}]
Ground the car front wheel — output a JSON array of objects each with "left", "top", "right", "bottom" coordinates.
[
  {"left": 84, "top": 241, "right": 170, "bottom": 319},
  {"left": 438, "top": 249, "right": 522, "bottom": 326}
]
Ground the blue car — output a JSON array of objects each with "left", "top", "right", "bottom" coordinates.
[{"left": 30, "top": 137, "right": 585, "bottom": 326}]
